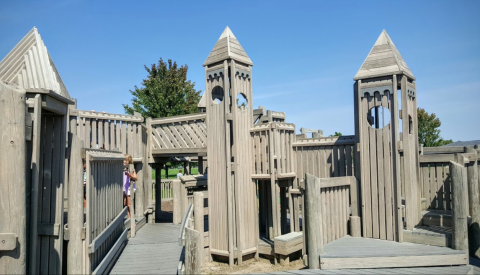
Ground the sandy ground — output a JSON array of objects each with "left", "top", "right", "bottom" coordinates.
[{"left": 201, "top": 256, "right": 306, "bottom": 274}]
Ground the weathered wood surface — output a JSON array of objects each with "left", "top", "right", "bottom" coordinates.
[
  {"left": 319, "top": 235, "right": 467, "bottom": 269},
  {"left": 466, "top": 147, "right": 480, "bottom": 257},
  {"left": 0, "top": 82, "right": 27, "bottom": 274},
  {"left": 0, "top": 27, "right": 71, "bottom": 99},
  {"left": 185, "top": 227, "right": 201, "bottom": 275},
  {"left": 305, "top": 174, "right": 322, "bottom": 269},
  {"left": 250, "top": 265, "right": 475, "bottom": 275},
  {"left": 67, "top": 135, "right": 84, "bottom": 274},
  {"left": 451, "top": 161, "right": 469, "bottom": 251},
  {"left": 150, "top": 113, "right": 207, "bottom": 156},
  {"left": 109, "top": 224, "right": 182, "bottom": 274}
]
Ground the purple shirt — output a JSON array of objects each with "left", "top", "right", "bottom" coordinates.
[{"left": 123, "top": 170, "right": 136, "bottom": 194}]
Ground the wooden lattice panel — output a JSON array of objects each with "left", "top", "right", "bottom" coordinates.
[{"left": 150, "top": 113, "right": 207, "bottom": 155}]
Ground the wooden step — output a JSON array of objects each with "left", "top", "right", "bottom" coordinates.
[
  {"left": 422, "top": 209, "right": 453, "bottom": 227},
  {"left": 320, "top": 236, "right": 467, "bottom": 269},
  {"left": 403, "top": 226, "right": 452, "bottom": 247}
]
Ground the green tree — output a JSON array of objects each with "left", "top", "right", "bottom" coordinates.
[
  {"left": 123, "top": 58, "right": 201, "bottom": 118},
  {"left": 417, "top": 108, "right": 452, "bottom": 147},
  {"left": 329, "top": 132, "right": 342, "bottom": 137}
]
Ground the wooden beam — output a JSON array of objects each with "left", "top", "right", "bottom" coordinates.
[{"left": 151, "top": 113, "right": 206, "bottom": 124}]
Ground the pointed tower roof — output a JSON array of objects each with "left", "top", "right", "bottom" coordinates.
[
  {"left": 354, "top": 30, "right": 414, "bottom": 81},
  {"left": 203, "top": 26, "right": 253, "bottom": 67},
  {"left": 198, "top": 92, "right": 207, "bottom": 108},
  {"left": 0, "top": 27, "right": 71, "bottom": 99}
]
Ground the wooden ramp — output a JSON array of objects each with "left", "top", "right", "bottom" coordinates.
[
  {"left": 109, "top": 223, "right": 182, "bottom": 274},
  {"left": 320, "top": 236, "right": 467, "bottom": 269}
]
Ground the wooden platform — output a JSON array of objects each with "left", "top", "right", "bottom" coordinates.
[
  {"left": 109, "top": 223, "right": 182, "bottom": 274},
  {"left": 250, "top": 265, "right": 477, "bottom": 274},
  {"left": 319, "top": 236, "right": 467, "bottom": 269}
]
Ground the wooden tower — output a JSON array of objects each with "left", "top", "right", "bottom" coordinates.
[
  {"left": 354, "top": 30, "right": 420, "bottom": 242},
  {"left": 204, "top": 26, "right": 258, "bottom": 265}
]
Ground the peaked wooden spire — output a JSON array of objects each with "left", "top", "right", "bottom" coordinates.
[
  {"left": 354, "top": 30, "right": 414, "bottom": 81},
  {"left": 203, "top": 26, "right": 253, "bottom": 67},
  {"left": 0, "top": 27, "right": 71, "bottom": 99}
]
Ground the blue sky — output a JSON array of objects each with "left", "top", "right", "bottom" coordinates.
[{"left": 1, "top": 1, "right": 479, "bottom": 141}]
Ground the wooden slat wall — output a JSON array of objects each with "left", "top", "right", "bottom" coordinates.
[
  {"left": 418, "top": 160, "right": 452, "bottom": 210},
  {"left": 85, "top": 151, "right": 124, "bottom": 273},
  {"left": 291, "top": 137, "right": 357, "bottom": 236},
  {"left": 151, "top": 117, "right": 207, "bottom": 151},
  {"left": 320, "top": 185, "right": 350, "bottom": 244},
  {"left": 232, "top": 70, "right": 257, "bottom": 255},
  {"left": 356, "top": 92, "right": 397, "bottom": 241},
  {"left": 206, "top": 72, "right": 229, "bottom": 253},
  {"left": 34, "top": 114, "right": 67, "bottom": 274},
  {"left": 292, "top": 141, "right": 356, "bottom": 181},
  {"left": 74, "top": 111, "right": 145, "bottom": 158}
]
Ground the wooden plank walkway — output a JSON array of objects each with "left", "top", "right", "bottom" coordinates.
[{"left": 109, "top": 223, "right": 182, "bottom": 274}]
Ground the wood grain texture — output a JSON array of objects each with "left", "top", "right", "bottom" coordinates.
[{"left": 0, "top": 82, "right": 27, "bottom": 274}]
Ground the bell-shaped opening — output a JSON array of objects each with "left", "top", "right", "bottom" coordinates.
[{"left": 367, "top": 106, "right": 391, "bottom": 129}]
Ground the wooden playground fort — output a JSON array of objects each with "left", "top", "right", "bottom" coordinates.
[{"left": 0, "top": 26, "right": 479, "bottom": 274}]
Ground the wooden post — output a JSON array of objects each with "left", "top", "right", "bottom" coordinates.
[
  {"left": 305, "top": 173, "right": 322, "bottom": 269},
  {"left": 451, "top": 161, "right": 468, "bottom": 251},
  {"left": 0, "top": 82, "right": 27, "bottom": 274},
  {"left": 194, "top": 192, "right": 204, "bottom": 265},
  {"left": 173, "top": 179, "right": 182, "bottom": 225},
  {"left": 67, "top": 135, "right": 84, "bottom": 274},
  {"left": 198, "top": 156, "right": 204, "bottom": 174},
  {"left": 466, "top": 147, "right": 480, "bottom": 257},
  {"left": 130, "top": 163, "right": 136, "bottom": 237},
  {"left": 155, "top": 164, "right": 162, "bottom": 222},
  {"left": 135, "top": 163, "right": 144, "bottom": 219},
  {"left": 185, "top": 227, "right": 201, "bottom": 275},
  {"left": 28, "top": 94, "right": 42, "bottom": 274},
  {"left": 350, "top": 177, "right": 361, "bottom": 237}
]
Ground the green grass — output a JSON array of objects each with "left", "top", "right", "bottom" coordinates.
[{"left": 152, "top": 168, "right": 199, "bottom": 179}]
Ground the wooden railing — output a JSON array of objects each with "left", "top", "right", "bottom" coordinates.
[
  {"left": 71, "top": 109, "right": 145, "bottom": 157},
  {"left": 152, "top": 179, "right": 174, "bottom": 201},
  {"left": 84, "top": 149, "right": 127, "bottom": 274},
  {"left": 173, "top": 176, "right": 208, "bottom": 225},
  {"left": 178, "top": 191, "right": 209, "bottom": 275},
  {"left": 251, "top": 122, "right": 296, "bottom": 178}
]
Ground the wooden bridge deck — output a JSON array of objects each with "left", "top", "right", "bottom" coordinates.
[{"left": 109, "top": 223, "right": 182, "bottom": 274}]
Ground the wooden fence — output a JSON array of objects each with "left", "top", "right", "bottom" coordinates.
[
  {"left": 84, "top": 149, "right": 127, "bottom": 274},
  {"left": 70, "top": 109, "right": 151, "bottom": 220},
  {"left": 152, "top": 179, "right": 174, "bottom": 201},
  {"left": 415, "top": 146, "right": 478, "bottom": 211}
]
